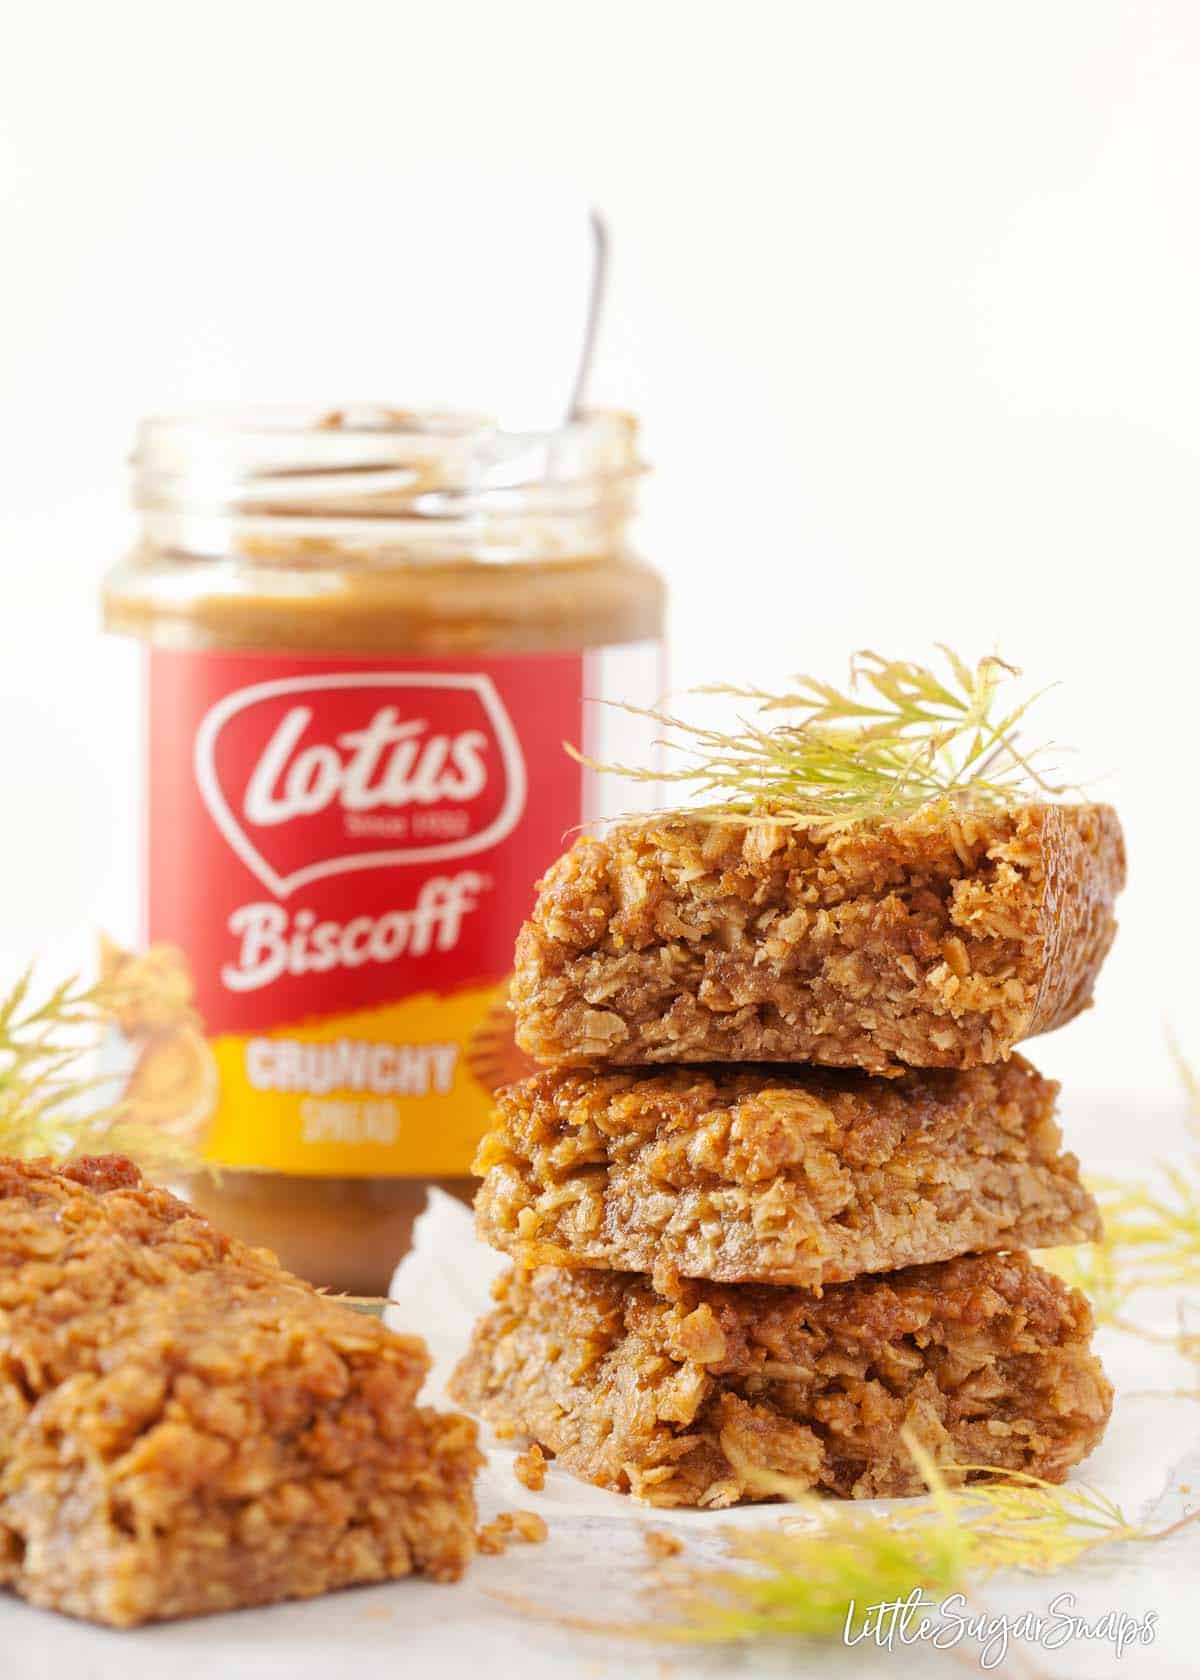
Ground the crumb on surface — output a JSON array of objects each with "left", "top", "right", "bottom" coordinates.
[
  {"left": 476, "top": 1509, "right": 548, "bottom": 1552},
  {"left": 476, "top": 1520, "right": 509, "bottom": 1555},
  {"left": 643, "top": 1529, "right": 683, "bottom": 1561},
  {"left": 514, "top": 1443, "right": 548, "bottom": 1491}
]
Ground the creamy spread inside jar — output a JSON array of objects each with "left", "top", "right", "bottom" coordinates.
[{"left": 102, "top": 405, "right": 665, "bottom": 1292}]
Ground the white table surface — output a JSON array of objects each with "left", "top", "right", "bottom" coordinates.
[{"left": 4, "top": 1089, "right": 1199, "bottom": 1680}]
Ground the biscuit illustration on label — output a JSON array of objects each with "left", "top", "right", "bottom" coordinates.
[
  {"left": 98, "top": 936, "right": 219, "bottom": 1151},
  {"left": 465, "top": 979, "right": 535, "bottom": 1096}
]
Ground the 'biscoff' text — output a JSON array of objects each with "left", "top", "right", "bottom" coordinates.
[{"left": 220, "top": 871, "right": 488, "bottom": 992}]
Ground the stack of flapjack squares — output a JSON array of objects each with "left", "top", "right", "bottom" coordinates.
[{"left": 451, "top": 800, "right": 1124, "bottom": 1509}]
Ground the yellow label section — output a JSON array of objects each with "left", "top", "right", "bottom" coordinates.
[{"left": 203, "top": 982, "right": 511, "bottom": 1176}]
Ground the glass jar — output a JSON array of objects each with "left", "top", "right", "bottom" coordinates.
[{"left": 102, "top": 405, "right": 665, "bottom": 1294}]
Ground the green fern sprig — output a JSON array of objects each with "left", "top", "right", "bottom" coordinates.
[
  {"left": 641, "top": 1442, "right": 1189, "bottom": 1647},
  {"left": 571, "top": 647, "right": 1073, "bottom": 829},
  {"left": 0, "top": 968, "right": 200, "bottom": 1175},
  {"left": 576, "top": 1444, "right": 1190, "bottom": 1649}
]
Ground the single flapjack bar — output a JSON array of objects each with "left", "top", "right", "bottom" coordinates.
[
  {"left": 450, "top": 1254, "right": 1111, "bottom": 1507},
  {"left": 0, "top": 1156, "right": 481, "bottom": 1627},
  {"left": 511, "top": 801, "right": 1124, "bottom": 1075},
  {"left": 473, "top": 1057, "right": 1100, "bottom": 1288}
]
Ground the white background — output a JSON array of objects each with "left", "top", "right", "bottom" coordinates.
[{"left": 2, "top": 0, "right": 1198, "bottom": 1095}]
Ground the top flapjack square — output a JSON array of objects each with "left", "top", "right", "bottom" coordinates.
[{"left": 512, "top": 801, "right": 1124, "bottom": 1075}]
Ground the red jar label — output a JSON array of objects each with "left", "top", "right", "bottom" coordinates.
[{"left": 100, "top": 642, "right": 662, "bottom": 1175}]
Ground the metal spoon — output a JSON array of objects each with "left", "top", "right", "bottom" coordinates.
[{"left": 565, "top": 209, "right": 609, "bottom": 422}]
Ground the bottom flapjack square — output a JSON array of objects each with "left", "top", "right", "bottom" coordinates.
[{"left": 449, "top": 1254, "right": 1111, "bottom": 1507}]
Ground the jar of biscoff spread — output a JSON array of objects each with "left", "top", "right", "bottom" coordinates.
[{"left": 102, "top": 405, "right": 665, "bottom": 1293}]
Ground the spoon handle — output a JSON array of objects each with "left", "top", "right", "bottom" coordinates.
[{"left": 567, "top": 209, "right": 608, "bottom": 421}]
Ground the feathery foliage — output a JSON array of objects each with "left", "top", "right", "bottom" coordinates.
[
  {"left": 1044, "top": 1170, "right": 1200, "bottom": 1317},
  {"left": 0, "top": 968, "right": 200, "bottom": 1174},
  {"left": 1041, "top": 1043, "right": 1200, "bottom": 1321},
  {"left": 573, "top": 647, "right": 1071, "bottom": 829},
  {"left": 641, "top": 1453, "right": 1178, "bottom": 1646}
]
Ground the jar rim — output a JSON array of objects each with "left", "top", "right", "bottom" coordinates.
[{"left": 132, "top": 403, "right": 643, "bottom": 516}]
